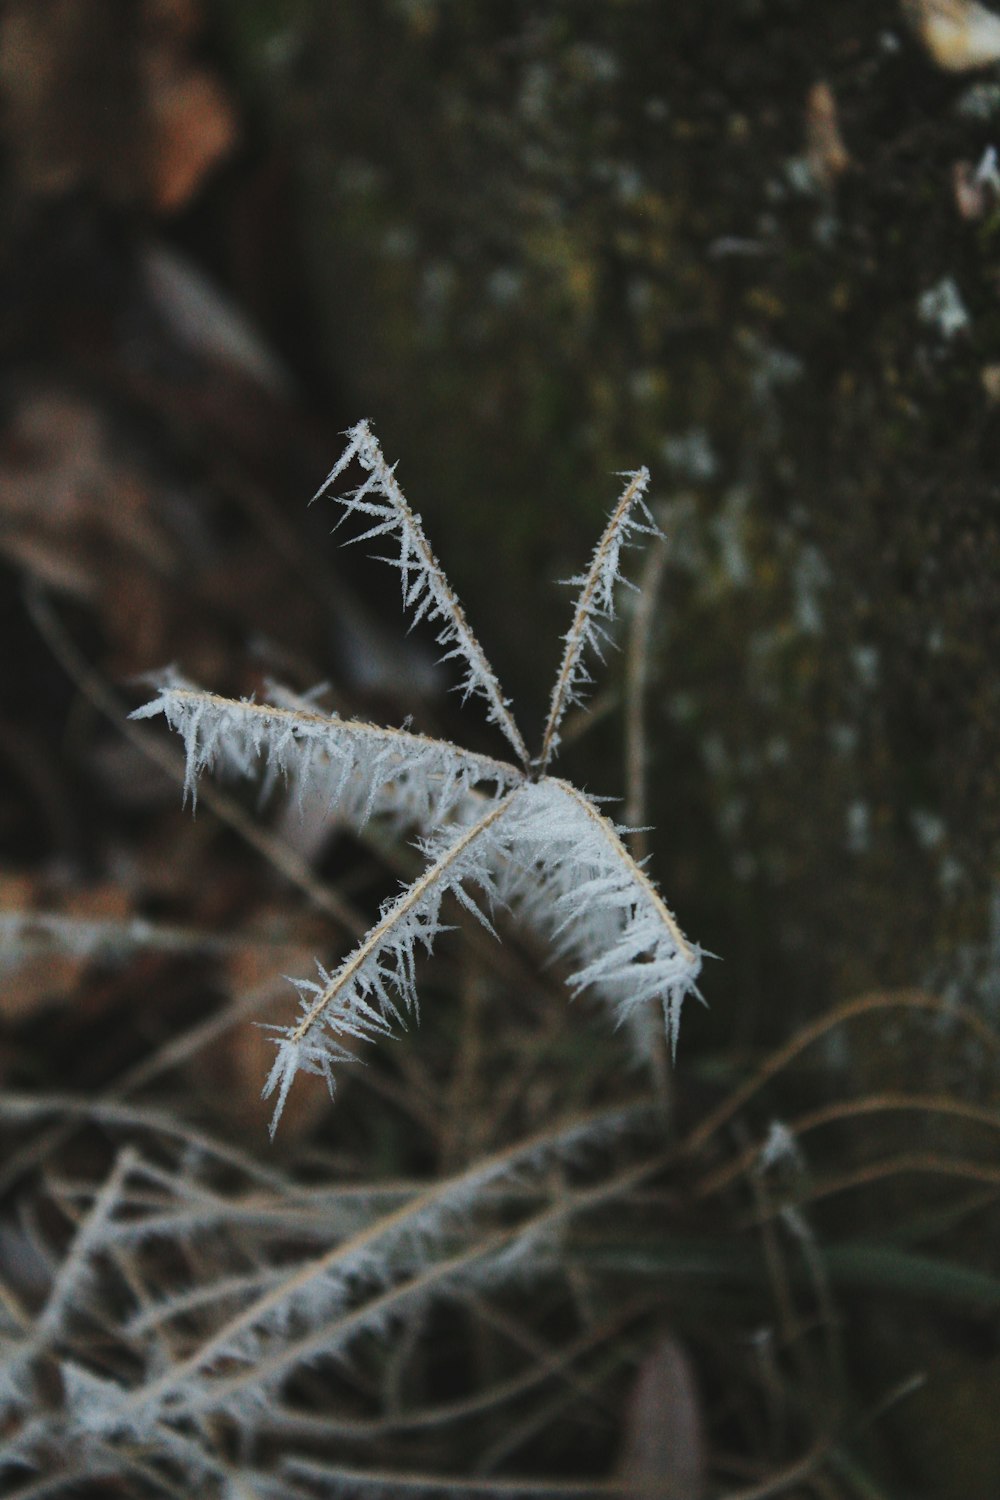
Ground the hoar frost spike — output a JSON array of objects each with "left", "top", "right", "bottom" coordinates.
[{"left": 135, "top": 421, "right": 703, "bottom": 1133}]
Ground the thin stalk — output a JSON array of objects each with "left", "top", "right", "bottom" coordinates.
[{"left": 539, "top": 468, "right": 651, "bottom": 773}]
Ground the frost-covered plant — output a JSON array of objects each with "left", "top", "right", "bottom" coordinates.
[
  {"left": 134, "top": 422, "right": 702, "bottom": 1134},
  {"left": 0, "top": 1093, "right": 669, "bottom": 1497}
]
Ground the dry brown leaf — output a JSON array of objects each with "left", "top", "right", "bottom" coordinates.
[
  {"left": 143, "top": 53, "right": 239, "bottom": 213},
  {"left": 0, "top": 392, "right": 117, "bottom": 526},
  {"left": 0, "top": 0, "right": 145, "bottom": 199},
  {"left": 0, "top": 879, "right": 133, "bottom": 1022},
  {"left": 618, "top": 1332, "right": 706, "bottom": 1500},
  {"left": 0, "top": 533, "right": 97, "bottom": 600},
  {"left": 194, "top": 945, "right": 331, "bottom": 1140},
  {"left": 0, "top": 387, "right": 185, "bottom": 664},
  {"left": 0, "top": 0, "right": 237, "bottom": 209},
  {"left": 902, "top": 0, "right": 1000, "bottom": 70},
  {"left": 145, "top": 0, "right": 202, "bottom": 44},
  {"left": 952, "top": 150, "right": 1000, "bottom": 219},
  {"left": 805, "top": 82, "right": 851, "bottom": 191}
]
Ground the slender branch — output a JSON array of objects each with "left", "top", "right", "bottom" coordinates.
[
  {"left": 681, "top": 989, "right": 1000, "bottom": 1162},
  {"left": 623, "top": 525, "right": 669, "bottom": 851},
  {"left": 698, "top": 1091, "right": 1000, "bottom": 1200}
]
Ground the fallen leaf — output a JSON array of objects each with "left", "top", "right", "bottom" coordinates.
[
  {"left": 143, "top": 52, "right": 239, "bottom": 213},
  {"left": 618, "top": 1332, "right": 706, "bottom": 1500},
  {"left": 0, "top": 0, "right": 237, "bottom": 210},
  {"left": 0, "top": 880, "right": 132, "bottom": 1021},
  {"left": 805, "top": 81, "right": 851, "bottom": 191},
  {"left": 902, "top": 0, "right": 1000, "bottom": 71},
  {"left": 0, "top": 0, "right": 145, "bottom": 199}
]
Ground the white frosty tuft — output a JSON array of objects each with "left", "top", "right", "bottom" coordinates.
[{"left": 313, "top": 421, "right": 532, "bottom": 769}]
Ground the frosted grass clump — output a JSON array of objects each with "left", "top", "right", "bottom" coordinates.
[
  {"left": 134, "top": 421, "right": 703, "bottom": 1133},
  {"left": 0, "top": 1100, "right": 659, "bottom": 1494}
]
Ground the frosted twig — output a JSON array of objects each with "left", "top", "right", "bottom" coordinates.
[
  {"left": 538, "top": 467, "right": 657, "bottom": 772},
  {"left": 315, "top": 422, "right": 532, "bottom": 769}
]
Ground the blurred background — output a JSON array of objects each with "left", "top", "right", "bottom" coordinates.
[{"left": 4, "top": 2, "right": 1000, "bottom": 1495}]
